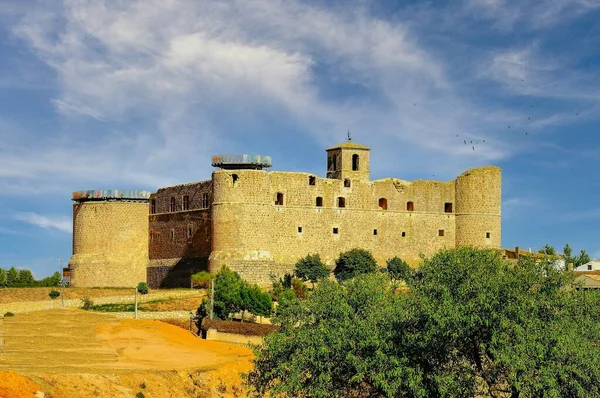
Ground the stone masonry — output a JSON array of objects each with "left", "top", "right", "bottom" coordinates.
[{"left": 69, "top": 141, "right": 501, "bottom": 288}]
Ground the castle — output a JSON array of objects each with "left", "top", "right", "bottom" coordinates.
[{"left": 67, "top": 141, "right": 502, "bottom": 288}]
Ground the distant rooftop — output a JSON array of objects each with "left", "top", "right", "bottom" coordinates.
[
  {"left": 211, "top": 154, "right": 272, "bottom": 170},
  {"left": 72, "top": 189, "right": 151, "bottom": 202}
]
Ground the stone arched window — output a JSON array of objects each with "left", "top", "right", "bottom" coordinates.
[
  {"left": 316, "top": 197, "right": 323, "bottom": 207},
  {"left": 170, "top": 197, "right": 176, "bottom": 212},
  {"left": 378, "top": 198, "right": 388, "bottom": 210},
  {"left": 338, "top": 197, "right": 346, "bottom": 208},
  {"left": 406, "top": 201, "right": 414, "bottom": 212},
  {"left": 352, "top": 154, "right": 359, "bottom": 171}
]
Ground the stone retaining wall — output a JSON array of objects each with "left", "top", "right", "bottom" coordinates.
[{"left": 99, "top": 310, "right": 191, "bottom": 320}]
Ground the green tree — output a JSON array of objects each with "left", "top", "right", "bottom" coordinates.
[
  {"left": 575, "top": 249, "right": 591, "bottom": 267},
  {"left": 563, "top": 243, "right": 574, "bottom": 268},
  {"left": 213, "top": 266, "right": 244, "bottom": 319},
  {"left": 247, "top": 273, "right": 398, "bottom": 397},
  {"left": 0, "top": 268, "right": 7, "bottom": 287},
  {"left": 6, "top": 267, "right": 19, "bottom": 287},
  {"left": 240, "top": 284, "right": 272, "bottom": 317},
  {"left": 136, "top": 282, "right": 149, "bottom": 295},
  {"left": 49, "top": 290, "right": 60, "bottom": 299},
  {"left": 538, "top": 244, "right": 556, "bottom": 255},
  {"left": 386, "top": 257, "right": 410, "bottom": 281},
  {"left": 191, "top": 271, "right": 215, "bottom": 288},
  {"left": 247, "top": 248, "right": 600, "bottom": 397},
  {"left": 333, "top": 248, "right": 377, "bottom": 282},
  {"left": 17, "top": 269, "right": 35, "bottom": 286},
  {"left": 294, "top": 254, "right": 330, "bottom": 288}
]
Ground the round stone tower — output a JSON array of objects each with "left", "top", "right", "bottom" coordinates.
[
  {"left": 68, "top": 190, "right": 150, "bottom": 287},
  {"left": 454, "top": 166, "right": 502, "bottom": 248}
]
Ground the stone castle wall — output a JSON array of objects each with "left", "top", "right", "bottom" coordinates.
[
  {"left": 69, "top": 201, "right": 149, "bottom": 287},
  {"left": 209, "top": 166, "right": 501, "bottom": 285}
]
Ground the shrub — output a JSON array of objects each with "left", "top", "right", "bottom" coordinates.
[
  {"left": 333, "top": 248, "right": 377, "bottom": 282},
  {"left": 81, "top": 297, "right": 94, "bottom": 310},
  {"left": 191, "top": 271, "right": 215, "bottom": 288},
  {"left": 136, "top": 282, "right": 149, "bottom": 295},
  {"left": 4, "top": 312, "right": 14, "bottom": 317},
  {"left": 49, "top": 290, "right": 61, "bottom": 300},
  {"left": 294, "top": 254, "right": 330, "bottom": 287},
  {"left": 386, "top": 257, "right": 411, "bottom": 281},
  {"left": 136, "top": 392, "right": 145, "bottom": 398}
]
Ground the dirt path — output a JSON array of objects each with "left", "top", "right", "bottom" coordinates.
[{"left": 0, "top": 309, "right": 254, "bottom": 397}]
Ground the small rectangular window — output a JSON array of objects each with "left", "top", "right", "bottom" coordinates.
[
  {"left": 188, "top": 225, "right": 193, "bottom": 239},
  {"left": 486, "top": 232, "right": 491, "bottom": 239},
  {"left": 275, "top": 192, "right": 284, "bottom": 206},
  {"left": 170, "top": 229, "right": 175, "bottom": 241},
  {"left": 150, "top": 199, "right": 156, "bottom": 214},
  {"left": 588, "top": 264, "right": 593, "bottom": 271},
  {"left": 373, "top": 229, "right": 378, "bottom": 236},
  {"left": 298, "top": 226, "right": 303, "bottom": 233},
  {"left": 202, "top": 192, "right": 209, "bottom": 208},
  {"left": 316, "top": 197, "right": 323, "bottom": 207},
  {"left": 183, "top": 195, "right": 190, "bottom": 211},
  {"left": 407, "top": 201, "right": 414, "bottom": 212},
  {"left": 444, "top": 202, "right": 453, "bottom": 213},
  {"left": 333, "top": 227, "right": 339, "bottom": 234},
  {"left": 309, "top": 176, "right": 316, "bottom": 186},
  {"left": 170, "top": 197, "right": 176, "bottom": 212},
  {"left": 438, "top": 230, "right": 445, "bottom": 237},
  {"left": 401, "top": 231, "right": 406, "bottom": 237},
  {"left": 344, "top": 179, "right": 351, "bottom": 187},
  {"left": 337, "top": 197, "right": 346, "bottom": 208}
]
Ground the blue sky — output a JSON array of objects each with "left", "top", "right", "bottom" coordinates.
[{"left": 1, "top": 0, "right": 599, "bottom": 278}]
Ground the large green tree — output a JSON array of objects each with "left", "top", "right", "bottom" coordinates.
[
  {"left": 575, "top": 249, "right": 591, "bottom": 267},
  {"left": 332, "top": 248, "right": 377, "bottom": 282},
  {"left": 18, "top": 269, "right": 36, "bottom": 286},
  {"left": 0, "top": 268, "right": 7, "bottom": 287},
  {"left": 212, "top": 266, "right": 272, "bottom": 320},
  {"left": 385, "top": 256, "right": 410, "bottom": 282},
  {"left": 247, "top": 248, "right": 600, "bottom": 397},
  {"left": 6, "top": 267, "right": 19, "bottom": 287},
  {"left": 294, "top": 254, "right": 330, "bottom": 288}
]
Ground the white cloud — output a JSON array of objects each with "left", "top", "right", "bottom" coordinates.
[
  {"left": 0, "top": 0, "right": 597, "bottom": 198},
  {"left": 15, "top": 212, "right": 72, "bottom": 233}
]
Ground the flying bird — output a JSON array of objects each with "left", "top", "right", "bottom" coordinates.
[
  {"left": 472, "top": 146, "right": 475, "bottom": 151},
  {"left": 508, "top": 125, "right": 511, "bottom": 129},
  {"left": 528, "top": 117, "right": 531, "bottom": 120},
  {"left": 413, "top": 103, "right": 416, "bottom": 106},
  {"left": 464, "top": 140, "right": 466, "bottom": 145}
]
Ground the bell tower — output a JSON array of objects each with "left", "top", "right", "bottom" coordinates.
[{"left": 326, "top": 138, "right": 370, "bottom": 182}]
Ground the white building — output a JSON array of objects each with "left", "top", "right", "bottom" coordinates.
[{"left": 574, "top": 260, "right": 600, "bottom": 272}]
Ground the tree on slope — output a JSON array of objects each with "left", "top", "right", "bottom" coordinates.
[
  {"left": 246, "top": 248, "right": 600, "bottom": 397},
  {"left": 294, "top": 254, "right": 330, "bottom": 288}
]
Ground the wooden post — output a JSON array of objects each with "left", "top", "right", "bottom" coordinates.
[
  {"left": 134, "top": 288, "right": 138, "bottom": 319},
  {"left": 210, "top": 278, "right": 215, "bottom": 320}
]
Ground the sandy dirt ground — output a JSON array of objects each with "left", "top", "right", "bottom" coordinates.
[{"left": 0, "top": 309, "right": 254, "bottom": 397}]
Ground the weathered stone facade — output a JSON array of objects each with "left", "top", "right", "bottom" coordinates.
[
  {"left": 69, "top": 200, "right": 149, "bottom": 287},
  {"left": 70, "top": 142, "right": 501, "bottom": 288}
]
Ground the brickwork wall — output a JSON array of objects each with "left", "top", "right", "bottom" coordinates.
[
  {"left": 69, "top": 201, "right": 149, "bottom": 287},
  {"left": 148, "top": 181, "right": 212, "bottom": 287}
]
